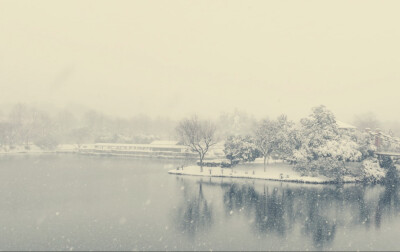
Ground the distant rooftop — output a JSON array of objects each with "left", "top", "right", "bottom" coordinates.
[{"left": 336, "top": 121, "right": 357, "bottom": 129}]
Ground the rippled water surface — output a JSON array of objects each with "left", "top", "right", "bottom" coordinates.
[{"left": 0, "top": 154, "right": 399, "bottom": 251}]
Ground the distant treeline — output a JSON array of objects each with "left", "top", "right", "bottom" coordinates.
[
  {"left": 0, "top": 105, "right": 261, "bottom": 151},
  {"left": 0, "top": 103, "right": 399, "bottom": 152},
  {"left": 0, "top": 104, "right": 177, "bottom": 150}
]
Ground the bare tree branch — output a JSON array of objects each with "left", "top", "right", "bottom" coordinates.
[{"left": 176, "top": 116, "right": 217, "bottom": 172}]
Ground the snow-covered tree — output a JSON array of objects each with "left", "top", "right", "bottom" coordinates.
[
  {"left": 224, "top": 135, "right": 260, "bottom": 166},
  {"left": 240, "top": 135, "right": 260, "bottom": 163},
  {"left": 299, "top": 105, "right": 339, "bottom": 149},
  {"left": 293, "top": 105, "right": 362, "bottom": 180},
  {"left": 315, "top": 136, "right": 361, "bottom": 162},
  {"left": 361, "top": 158, "right": 385, "bottom": 183},
  {"left": 274, "top": 115, "right": 296, "bottom": 160},
  {"left": 254, "top": 118, "right": 279, "bottom": 172},
  {"left": 254, "top": 115, "right": 295, "bottom": 171},
  {"left": 224, "top": 135, "right": 243, "bottom": 165},
  {"left": 341, "top": 130, "right": 376, "bottom": 160},
  {"left": 176, "top": 116, "right": 217, "bottom": 172}
]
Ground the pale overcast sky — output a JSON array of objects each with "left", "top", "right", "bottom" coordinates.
[{"left": 1, "top": 0, "right": 400, "bottom": 121}]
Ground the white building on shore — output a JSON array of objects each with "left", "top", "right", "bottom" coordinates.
[{"left": 79, "top": 141, "right": 197, "bottom": 159}]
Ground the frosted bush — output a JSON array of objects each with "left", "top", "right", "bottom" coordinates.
[{"left": 361, "top": 159, "right": 385, "bottom": 183}]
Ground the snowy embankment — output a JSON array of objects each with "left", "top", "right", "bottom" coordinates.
[
  {"left": 0, "top": 145, "right": 53, "bottom": 154},
  {"left": 169, "top": 160, "right": 358, "bottom": 184},
  {"left": 0, "top": 144, "right": 78, "bottom": 154}
]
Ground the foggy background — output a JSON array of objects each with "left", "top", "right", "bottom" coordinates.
[{"left": 1, "top": 0, "right": 400, "bottom": 138}]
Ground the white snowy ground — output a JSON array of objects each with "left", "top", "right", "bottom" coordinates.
[{"left": 169, "top": 158, "right": 358, "bottom": 184}]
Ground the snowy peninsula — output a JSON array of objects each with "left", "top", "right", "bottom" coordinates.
[{"left": 168, "top": 159, "right": 385, "bottom": 184}]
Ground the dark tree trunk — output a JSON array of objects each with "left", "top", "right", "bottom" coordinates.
[
  {"left": 264, "top": 156, "right": 267, "bottom": 172},
  {"left": 199, "top": 152, "right": 203, "bottom": 172}
]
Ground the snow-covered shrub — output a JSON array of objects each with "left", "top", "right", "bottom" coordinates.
[
  {"left": 196, "top": 159, "right": 237, "bottom": 167},
  {"left": 224, "top": 135, "right": 260, "bottom": 165},
  {"left": 341, "top": 130, "right": 376, "bottom": 160},
  {"left": 361, "top": 159, "right": 385, "bottom": 183},
  {"left": 295, "top": 157, "right": 345, "bottom": 180},
  {"left": 355, "top": 132, "right": 376, "bottom": 159},
  {"left": 315, "top": 137, "right": 362, "bottom": 162}
]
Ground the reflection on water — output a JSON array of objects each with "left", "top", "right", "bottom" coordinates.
[
  {"left": 173, "top": 172, "right": 400, "bottom": 250},
  {"left": 375, "top": 165, "right": 400, "bottom": 229},
  {"left": 173, "top": 181, "right": 213, "bottom": 238},
  {"left": 1, "top": 155, "right": 400, "bottom": 250}
]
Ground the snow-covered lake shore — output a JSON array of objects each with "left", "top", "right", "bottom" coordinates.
[
  {"left": 0, "top": 144, "right": 77, "bottom": 155},
  {"left": 169, "top": 160, "right": 359, "bottom": 184}
]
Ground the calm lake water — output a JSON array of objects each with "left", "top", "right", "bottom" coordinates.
[{"left": 0, "top": 154, "right": 399, "bottom": 251}]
